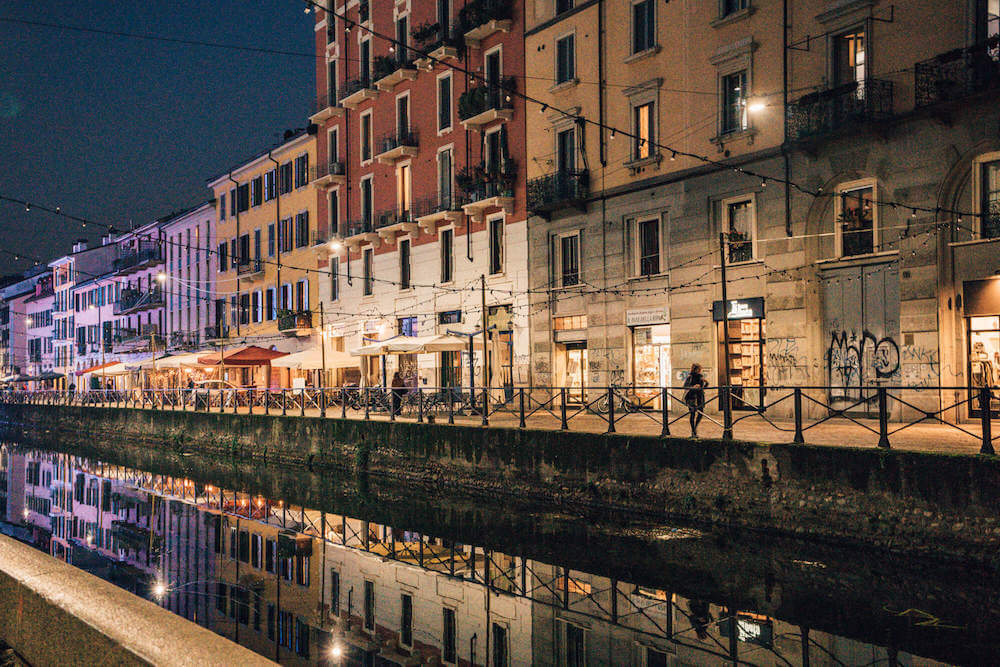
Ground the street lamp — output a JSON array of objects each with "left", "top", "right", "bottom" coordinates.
[{"left": 746, "top": 98, "right": 767, "bottom": 114}]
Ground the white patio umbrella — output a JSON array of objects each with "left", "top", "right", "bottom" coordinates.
[{"left": 271, "top": 346, "right": 359, "bottom": 370}]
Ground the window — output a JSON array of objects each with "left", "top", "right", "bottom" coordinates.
[
  {"left": 280, "top": 217, "right": 294, "bottom": 253},
  {"left": 438, "top": 74, "right": 452, "bottom": 132},
  {"left": 397, "top": 94, "right": 410, "bottom": 137},
  {"left": 399, "top": 239, "right": 411, "bottom": 290},
  {"left": 254, "top": 228, "right": 261, "bottom": 261},
  {"left": 440, "top": 228, "right": 454, "bottom": 283},
  {"left": 557, "top": 128, "right": 576, "bottom": 173},
  {"left": 264, "top": 169, "right": 276, "bottom": 201},
  {"left": 361, "top": 177, "right": 373, "bottom": 225},
  {"left": 977, "top": 157, "right": 1000, "bottom": 239},
  {"left": 721, "top": 0, "right": 748, "bottom": 17},
  {"left": 251, "top": 176, "right": 262, "bottom": 207},
  {"left": 492, "top": 623, "right": 509, "bottom": 667},
  {"left": 721, "top": 70, "right": 748, "bottom": 135},
  {"left": 279, "top": 162, "right": 293, "bottom": 194},
  {"left": 216, "top": 583, "right": 227, "bottom": 612},
  {"left": 438, "top": 148, "right": 454, "bottom": 208},
  {"left": 836, "top": 181, "right": 876, "bottom": 257},
  {"left": 724, "top": 197, "right": 755, "bottom": 263},
  {"left": 295, "top": 279, "right": 309, "bottom": 311},
  {"left": 295, "top": 554, "right": 310, "bottom": 586},
  {"left": 638, "top": 218, "right": 661, "bottom": 276},
  {"left": 238, "top": 529, "right": 250, "bottom": 562},
  {"left": 329, "top": 128, "right": 340, "bottom": 163},
  {"left": 833, "top": 29, "right": 865, "bottom": 87},
  {"left": 556, "top": 34, "right": 575, "bottom": 84},
  {"left": 632, "top": 0, "right": 656, "bottom": 54},
  {"left": 489, "top": 218, "right": 504, "bottom": 274},
  {"left": 633, "top": 102, "right": 654, "bottom": 160},
  {"left": 363, "top": 580, "right": 375, "bottom": 631},
  {"left": 237, "top": 184, "right": 250, "bottom": 212},
  {"left": 251, "top": 534, "right": 262, "bottom": 568},
  {"left": 229, "top": 187, "right": 237, "bottom": 216},
  {"left": 329, "top": 189, "right": 340, "bottom": 235},
  {"left": 363, "top": 248, "right": 374, "bottom": 296},
  {"left": 564, "top": 623, "right": 585, "bottom": 667},
  {"left": 265, "top": 538, "right": 276, "bottom": 573},
  {"left": 442, "top": 608, "right": 457, "bottom": 664},
  {"left": 266, "top": 288, "right": 276, "bottom": 320},
  {"left": 251, "top": 291, "right": 260, "bottom": 323},
  {"left": 397, "top": 163, "right": 412, "bottom": 215},
  {"left": 295, "top": 211, "right": 309, "bottom": 248},
  {"left": 559, "top": 233, "right": 580, "bottom": 287},
  {"left": 557, "top": 0, "right": 574, "bottom": 13},
  {"left": 218, "top": 193, "right": 226, "bottom": 220},
  {"left": 229, "top": 526, "right": 237, "bottom": 559},
  {"left": 360, "top": 38, "right": 371, "bottom": 85},
  {"left": 331, "top": 257, "right": 340, "bottom": 301},
  {"left": 400, "top": 594, "right": 413, "bottom": 647},
  {"left": 361, "top": 112, "right": 372, "bottom": 162},
  {"left": 330, "top": 570, "right": 341, "bottom": 615},
  {"left": 267, "top": 224, "right": 275, "bottom": 257},
  {"left": 294, "top": 154, "right": 310, "bottom": 188}
]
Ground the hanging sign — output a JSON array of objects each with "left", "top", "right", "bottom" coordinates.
[
  {"left": 626, "top": 307, "right": 669, "bottom": 327},
  {"left": 712, "top": 297, "right": 764, "bottom": 321}
]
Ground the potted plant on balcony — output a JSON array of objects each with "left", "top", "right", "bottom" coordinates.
[{"left": 411, "top": 21, "right": 440, "bottom": 48}]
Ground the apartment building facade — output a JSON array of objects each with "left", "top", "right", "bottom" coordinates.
[
  {"left": 161, "top": 202, "right": 216, "bottom": 352},
  {"left": 522, "top": 0, "right": 1000, "bottom": 420},
  {"left": 208, "top": 131, "right": 320, "bottom": 364},
  {"left": 24, "top": 275, "right": 55, "bottom": 387},
  {"left": 313, "top": 0, "right": 530, "bottom": 390},
  {"left": 0, "top": 268, "right": 46, "bottom": 381},
  {"left": 108, "top": 221, "right": 168, "bottom": 366}
]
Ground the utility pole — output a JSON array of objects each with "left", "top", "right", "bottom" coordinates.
[
  {"left": 719, "top": 232, "right": 733, "bottom": 440},
  {"left": 480, "top": 274, "right": 489, "bottom": 426},
  {"left": 319, "top": 302, "right": 327, "bottom": 418}
]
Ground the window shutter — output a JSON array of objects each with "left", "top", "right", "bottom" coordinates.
[{"left": 624, "top": 218, "right": 636, "bottom": 278}]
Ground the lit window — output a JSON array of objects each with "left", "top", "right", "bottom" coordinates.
[
  {"left": 633, "top": 102, "right": 654, "bottom": 160},
  {"left": 721, "top": 70, "right": 748, "bottom": 134},
  {"left": 724, "top": 198, "right": 755, "bottom": 263},
  {"left": 836, "top": 182, "right": 876, "bottom": 257}
]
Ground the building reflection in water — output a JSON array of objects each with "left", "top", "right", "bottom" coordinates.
[{"left": 0, "top": 444, "right": 960, "bottom": 666}]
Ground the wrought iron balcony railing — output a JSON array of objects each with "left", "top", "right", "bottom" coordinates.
[
  {"left": 277, "top": 310, "right": 313, "bottom": 333},
  {"left": 204, "top": 325, "right": 229, "bottom": 341},
  {"left": 375, "top": 208, "right": 414, "bottom": 230},
  {"left": 373, "top": 54, "right": 416, "bottom": 82},
  {"left": 411, "top": 22, "right": 463, "bottom": 55},
  {"left": 313, "top": 91, "right": 338, "bottom": 114},
  {"left": 114, "top": 287, "right": 164, "bottom": 315},
  {"left": 375, "top": 128, "right": 419, "bottom": 156},
  {"left": 459, "top": 0, "right": 513, "bottom": 34},
  {"left": 315, "top": 160, "right": 346, "bottom": 180},
  {"left": 457, "top": 160, "right": 517, "bottom": 203},
  {"left": 113, "top": 246, "right": 163, "bottom": 274},
  {"left": 412, "top": 193, "right": 463, "bottom": 219},
  {"left": 915, "top": 39, "right": 1000, "bottom": 107},
  {"left": 344, "top": 218, "right": 376, "bottom": 238},
  {"left": 786, "top": 79, "right": 894, "bottom": 141},
  {"left": 339, "top": 77, "right": 373, "bottom": 102},
  {"left": 527, "top": 170, "right": 589, "bottom": 215},
  {"left": 458, "top": 77, "right": 516, "bottom": 121},
  {"left": 236, "top": 259, "right": 263, "bottom": 276}
]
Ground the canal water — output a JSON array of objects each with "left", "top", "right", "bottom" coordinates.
[{"left": 1, "top": 434, "right": 997, "bottom": 666}]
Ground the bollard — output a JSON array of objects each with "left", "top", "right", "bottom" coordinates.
[
  {"left": 560, "top": 388, "right": 568, "bottom": 430},
  {"left": 606, "top": 386, "right": 616, "bottom": 434},
  {"left": 660, "top": 387, "right": 670, "bottom": 437},
  {"left": 877, "top": 386, "right": 891, "bottom": 449},
  {"left": 793, "top": 387, "right": 804, "bottom": 444},
  {"left": 979, "top": 387, "right": 995, "bottom": 455},
  {"left": 518, "top": 387, "right": 526, "bottom": 429}
]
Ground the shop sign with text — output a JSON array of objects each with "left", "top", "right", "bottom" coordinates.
[
  {"left": 626, "top": 307, "right": 669, "bottom": 327},
  {"left": 712, "top": 297, "right": 764, "bottom": 321}
]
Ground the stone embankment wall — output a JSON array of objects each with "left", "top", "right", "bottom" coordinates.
[{"left": 3, "top": 404, "right": 999, "bottom": 563}]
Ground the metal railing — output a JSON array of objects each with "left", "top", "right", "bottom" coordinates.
[
  {"left": 236, "top": 259, "right": 263, "bottom": 276},
  {"left": 113, "top": 246, "right": 163, "bottom": 274},
  {"left": 313, "top": 91, "right": 338, "bottom": 114},
  {"left": 457, "top": 159, "right": 517, "bottom": 203},
  {"left": 2, "top": 384, "right": 996, "bottom": 454},
  {"left": 411, "top": 22, "right": 462, "bottom": 54},
  {"left": 375, "top": 128, "right": 419, "bottom": 156},
  {"left": 915, "top": 39, "right": 1000, "bottom": 107},
  {"left": 786, "top": 79, "right": 894, "bottom": 141},
  {"left": 277, "top": 310, "right": 312, "bottom": 332},
  {"left": 412, "top": 193, "right": 462, "bottom": 218},
  {"left": 114, "top": 287, "right": 164, "bottom": 315},
  {"left": 527, "top": 169, "right": 589, "bottom": 214},
  {"left": 459, "top": 0, "right": 513, "bottom": 33},
  {"left": 339, "top": 77, "right": 373, "bottom": 103},
  {"left": 373, "top": 54, "right": 416, "bottom": 82},
  {"left": 315, "top": 159, "right": 346, "bottom": 180},
  {"left": 458, "top": 77, "right": 516, "bottom": 120}
]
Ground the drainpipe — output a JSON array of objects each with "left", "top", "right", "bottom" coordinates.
[
  {"left": 267, "top": 152, "right": 281, "bottom": 314},
  {"left": 782, "top": 0, "right": 792, "bottom": 237},
  {"left": 227, "top": 173, "right": 240, "bottom": 337}
]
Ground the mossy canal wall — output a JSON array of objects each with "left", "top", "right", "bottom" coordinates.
[{"left": 4, "top": 403, "right": 1000, "bottom": 564}]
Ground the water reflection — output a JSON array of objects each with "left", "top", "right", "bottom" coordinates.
[{"left": 0, "top": 441, "right": 990, "bottom": 666}]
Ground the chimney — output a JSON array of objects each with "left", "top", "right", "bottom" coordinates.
[
  {"left": 72, "top": 238, "right": 88, "bottom": 253},
  {"left": 101, "top": 233, "right": 112, "bottom": 246}
]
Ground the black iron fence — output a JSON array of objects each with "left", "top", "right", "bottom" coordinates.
[
  {"left": 786, "top": 79, "right": 894, "bottom": 141},
  {"left": 527, "top": 170, "right": 589, "bottom": 214},
  {"left": 915, "top": 39, "right": 1000, "bottom": 107},
  {"left": 2, "top": 384, "right": 996, "bottom": 454}
]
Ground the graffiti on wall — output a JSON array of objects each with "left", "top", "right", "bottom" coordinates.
[{"left": 827, "top": 330, "right": 900, "bottom": 398}]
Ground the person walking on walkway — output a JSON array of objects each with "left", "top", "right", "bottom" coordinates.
[
  {"left": 390, "top": 371, "right": 406, "bottom": 417},
  {"left": 683, "top": 363, "right": 707, "bottom": 437}
]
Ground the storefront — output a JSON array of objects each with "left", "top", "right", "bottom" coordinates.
[
  {"left": 438, "top": 311, "right": 463, "bottom": 388},
  {"left": 628, "top": 307, "right": 671, "bottom": 406},
  {"left": 396, "top": 317, "right": 418, "bottom": 385},
  {"left": 553, "top": 315, "right": 588, "bottom": 403},
  {"left": 488, "top": 305, "right": 514, "bottom": 398},
  {"left": 712, "top": 298, "right": 765, "bottom": 411},
  {"left": 964, "top": 279, "right": 1000, "bottom": 417}
]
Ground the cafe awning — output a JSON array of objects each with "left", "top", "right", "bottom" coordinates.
[
  {"left": 271, "top": 346, "right": 359, "bottom": 370},
  {"left": 76, "top": 360, "right": 123, "bottom": 376},
  {"left": 197, "top": 346, "right": 288, "bottom": 367},
  {"left": 77, "top": 362, "right": 130, "bottom": 377},
  {"left": 352, "top": 334, "right": 470, "bottom": 356},
  {"left": 146, "top": 350, "right": 217, "bottom": 369},
  {"left": 36, "top": 371, "right": 64, "bottom": 380}
]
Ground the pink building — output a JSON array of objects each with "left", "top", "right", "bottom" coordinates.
[
  {"left": 71, "top": 272, "right": 117, "bottom": 388},
  {"left": 161, "top": 202, "right": 216, "bottom": 351},
  {"left": 110, "top": 221, "right": 168, "bottom": 367},
  {"left": 24, "top": 275, "right": 56, "bottom": 389}
]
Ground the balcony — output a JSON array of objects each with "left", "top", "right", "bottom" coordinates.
[
  {"left": 309, "top": 91, "right": 343, "bottom": 124},
  {"left": 236, "top": 259, "right": 264, "bottom": 277},
  {"left": 343, "top": 218, "right": 379, "bottom": 248},
  {"left": 459, "top": 77, "right": 516, "bottom": 131},
  {"left": 112, "top": 326, "right": 163, "bottom": 354},
  {"left": 786, "top": 79, "right": 894, "bottom": 142},
  {"left": 412, "top": 23, "right": 463, "bottom": 70},
  {"left": 113, "top": 287, "right": 164, "bottom": 316},
  {"left": 338, "top": 77, "right": 378, "bottom": 110},
  {"left": 413, "top": 194, "right": 464, "bottom": 232},
  {"left": 373, "top": 55, "right": 418, "bottom": 91},
  {"left": 375, "top": 128, "right": 419, "bottom": 164},
  {"left": 277, "top": 310, "right": 313, "bottom": 336},
  {"left": 375, "top": 208, "right": 418, "bottom": 242},
  {"left": 458, "top": 160, "right": 516, "bottom": 222},
  {"left": 459, "top": 0, "right": 513, "bottom": 47},
  {"left": 113, "top": 244, "right": 163, "bottom": 276},
  {"left": 313, "top": 160, "right": 347, "bottom": 188},
  {"left": 168, "top": 331, "right": 199, "bottom": 351},
  {"left": 527, "top": 170, "right": 589, "bottom": 218},
  {"left": 915, "top": 40, "right": 1000, "bottom": 108}
]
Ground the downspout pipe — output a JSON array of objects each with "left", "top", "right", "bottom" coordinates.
[
  {"left": 226, "top": 173, "right": 240, "bottom": 337},
  {"left": 267, "top": 152, "right": 281, "bottom": 311},
  {"left": 782, "top": 0, "right": 792, "bottom": 237}
]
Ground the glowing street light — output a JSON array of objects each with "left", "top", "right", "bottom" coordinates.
[
  {"left": 329, "top": 239, "right": 343, "bottom": 252},
  {"left": 152, "top": 581, "right": 168, "bottom": 600},
  {"left": 746, "top": 98, "right": 767, "bottom": 114},
  {"left": 156, "top": 272, "right": 167, "bottom": 283}
]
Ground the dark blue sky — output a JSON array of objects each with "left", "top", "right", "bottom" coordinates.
[{"left": 0, "top": 1, "right": 314, "bottom": 274}]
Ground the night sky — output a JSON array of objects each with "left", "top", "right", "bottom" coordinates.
[{"left": 0, "top": 1, "right": 314, "bottom": 275}]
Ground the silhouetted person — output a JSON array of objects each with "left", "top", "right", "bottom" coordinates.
[
  {"left": 683, "top": 363, "right": 707, "bottom": 437},
  {"left": 390, "top": 371, "right": 406, "bottom": 416}
]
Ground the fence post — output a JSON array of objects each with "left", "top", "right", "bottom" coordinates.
[
  {"left": 793, "top": 388, "right": 804, "bottom": 444},
  {"left": 481, "top": 388, "right": 489, "bottom": 427},
  {"left": 364, "top": 387, "right": 370, "bottom": 420},
  {"left": 390, "top": 388, "right": 396, "bottom": 422},
  {"left": 300, "top": 388, "right": 306, "bottom": 417},
  {"left": 320, "top": 387, "right": 327, "bottom": 419},
  {"left": 448, "top": 391, "right": 454, "bottom": 425},
  {"left": 877, "top": 386, "right": 891, "bottom": 449},
  {"left": 233, "top": 390, "right": 238, "bottom": 415},
  {"left": 606, "top": 386, "right": 616, "bottom": 434},
  {"left": 721, "top": 387, "right": 733, "bottom": 441},
  {"left": 560, "top": 388, "right": 568, "bottom": 430},
  {"left": 979, "top": 387, "right": 995, "bottom": 456},
  {"left": 341, "top": 387, "right": 347, "bottom": 419},
  {"left": 264, "top": 390, "right": 270, "bottom": 416},
  {"left": 282, "top": 389, "right": 287, "bottom": 416},
  {"left": 518, "top": 388, "right": 526, "bottom": 429},
  {"left": 660, "top": 388, "right": 670, "bottom": 437},
  {"left": 417, "top": 388, "right": 424, "bottom": 423}
]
